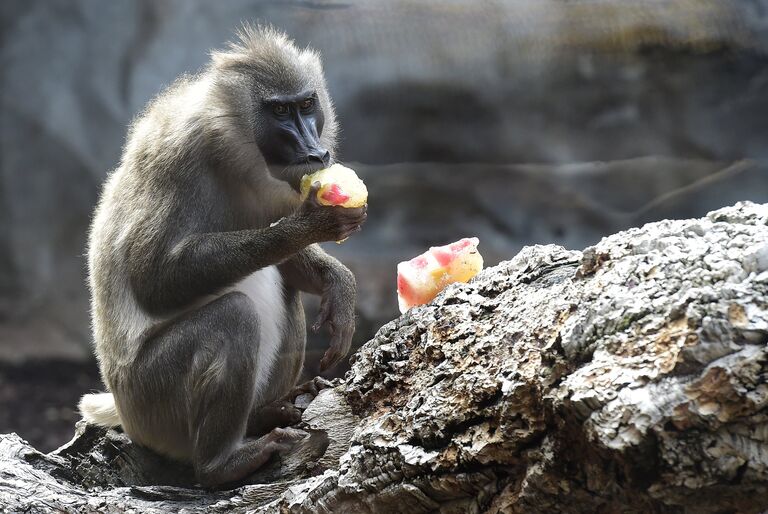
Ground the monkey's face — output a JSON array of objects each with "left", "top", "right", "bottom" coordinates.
[{"left": 255, "top": 90, "right": 331, "bottom": 190}]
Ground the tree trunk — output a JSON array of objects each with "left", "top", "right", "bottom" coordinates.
[{"left": 1, "top": 202, "right": 767, "bottom": 513}]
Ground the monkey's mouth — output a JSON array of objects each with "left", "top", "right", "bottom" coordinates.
[{"left": 269, "top": 160, "right": 330, "bottom": 192}]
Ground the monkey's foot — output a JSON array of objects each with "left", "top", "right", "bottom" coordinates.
[
  {"left": 288, "top": 376, "right": 335, "bottom": 400},
  {"left": 247, "top": 401, "right": 302, "bottom": 437},
  {"left": 262, "top": 427, "right": 309, "bottom": 455},
  {"left": 241, "top": 426, "right": 329, "bottom": 485}
]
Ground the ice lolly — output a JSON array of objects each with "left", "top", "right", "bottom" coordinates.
[
  {"left": 397, "top": 238, "right": 483, "bottom": 313},
  {"left": 300, "top": 163, "right": 367, "bottom": 208}
]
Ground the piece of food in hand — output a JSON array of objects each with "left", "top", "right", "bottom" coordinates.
[
  {"left": 300, "top": 163, "right": 367, "bottom": 208},
  {"left": 396, "top": 237, "right": 483, "bottom": 313}
]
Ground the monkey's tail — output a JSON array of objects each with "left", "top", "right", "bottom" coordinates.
[{"left": 79, "top": 393, "right": 122, "bottom": 428}]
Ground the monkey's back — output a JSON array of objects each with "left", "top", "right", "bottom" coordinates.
[
  {"left": 88, "top": 164, "right": 158, "bottom": 385},
  {"left": 88, "top": 76, "right": 212, "bottom": 384}
]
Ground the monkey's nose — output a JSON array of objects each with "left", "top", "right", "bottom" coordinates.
[{"left": 307, "top": 150, "right": 331, "bottom": 167}]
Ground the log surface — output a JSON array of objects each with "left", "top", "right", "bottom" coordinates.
[{"left": 1, "top": 202, "right": 767, "bottom": 513}]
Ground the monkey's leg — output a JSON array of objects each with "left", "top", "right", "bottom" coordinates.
[
  {"left": 124, "top": 292, "right": 305, "bottom": 487},
  {"left": 246, "top": 290, "right": 305, "bottom": 437},
  {"left": 183, "top": 292, "right": 310, "bottom": 487}
]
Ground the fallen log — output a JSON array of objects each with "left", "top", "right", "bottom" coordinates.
[{"left": 1, "top": 202, "right": 766, "bottom": 513}]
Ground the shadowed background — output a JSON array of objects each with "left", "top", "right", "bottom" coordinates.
[{"left": 1, "top": 0, "right": 767, "bottom": 450}]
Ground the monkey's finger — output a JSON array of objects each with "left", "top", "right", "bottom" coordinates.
[
  {"left": 339, "top": 229, "right": 361, "bottom": 241},
  {"left": 312, "top": 301, "right": 331, "bottom": 333},
  {"left": 268, "top": 442, "right": 295, "bottom": 454},
  {"left": 303, "top": 182, "right": 324, "bottom": 209},
  {"left": 302, "top": 381, "right": 319, "bottom": 397},
  {"left": 332, "top": 206, "right": 363, "bottom": 222},
  {"left": 312, "top": 317, "right": 334, "bottom": 335},
  {"left": 269, "top": 427, "right": 309, "bottom": 443},
  {"left": 338, "top": 221, "right": 365, "bottom": 239},
  {"left": 343, "top": 206, "right": 366, "bottom": 217},
  {"left": 338, "top": 326, "right": 354, "bottom": 358},
  {"left": 336, "top": 228, "right": 358, "bottom": 241},
  {"left": 319, "top": 342, "right": 342, "bottom": 371},
  {"left": 313, "top": 376, "right": 335, "bottom": 391},
  {"left": 319, "top": 327, "right": 352, "bottom": 371},
  {"left": 339, "top": 219, "right": 363, "bottom": 230},
  {"left": 343, "top": 217, "right": 367, "bottom": 230},
  {"left": 322, "top": 342, "right": 350, "bottom": 372},
  {"left": 341, "top": 212, "right": 367, "bottom": 227},
  {"left": 318, "top": 351, "right": 336, "bottom": 372}
]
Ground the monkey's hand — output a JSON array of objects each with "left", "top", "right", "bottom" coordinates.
[
  {"left": 297, "top": 182, "right": 367, "bottom": 244},
  {"left": 313, "top": 264, "right": 357, "bottom": 372}
]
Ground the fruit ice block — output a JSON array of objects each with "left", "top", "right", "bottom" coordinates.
[
  {"left": 397, "top": 237, "right": 483, "bottom": 313},
  {"left": 300, "top": 163, "right": 368, "bottom": 208}
]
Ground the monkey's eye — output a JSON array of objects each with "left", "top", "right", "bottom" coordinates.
[
  {"left": 273, "top": 104, "right": 289, "bottom": 116},
  {"left": 299, "top": 98, "right": 314, "bottom": 111}
]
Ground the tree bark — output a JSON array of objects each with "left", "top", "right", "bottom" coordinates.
[{"left": 1, "top": 202, "right": 767, "bottom": 513}]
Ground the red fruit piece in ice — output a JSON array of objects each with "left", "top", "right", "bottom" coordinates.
[
  {"left": 411, "top": 255, "right": 429, "bottom": 269},
  {"left": 320, "top": 184, "right": 351, "bottom": 205}
]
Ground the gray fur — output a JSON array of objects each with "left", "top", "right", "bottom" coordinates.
[{"left": 82, "top": 25, "right": 365, "bottom": 487}]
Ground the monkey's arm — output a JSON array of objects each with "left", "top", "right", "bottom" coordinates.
[
  {"left": 278, "top": 244, "right": 346, "bottom": 295},
  {"left": 129, "top": 197, "right": 365, "bottom": 316},
  {"left": 279, "top": 244, "right": 357, "bottom": 371},
  {"left": 130, "top": 220, "right": 307, "bottom": 314}
]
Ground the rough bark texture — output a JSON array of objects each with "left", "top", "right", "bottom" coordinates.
[{"left": 1, "top": 202, "right": 767, "bottom": 513}]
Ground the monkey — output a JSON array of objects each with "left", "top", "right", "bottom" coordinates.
[{"left": 77, "top": 25, "right": 367, "bottom": 488}]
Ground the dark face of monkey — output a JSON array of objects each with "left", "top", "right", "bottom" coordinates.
[{"left": 256, "top": 90, "right": 331, "bottom": 187}]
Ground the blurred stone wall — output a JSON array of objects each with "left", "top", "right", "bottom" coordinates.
[{"left": 1, "top": 0, "right": 767, "bottom": 367}]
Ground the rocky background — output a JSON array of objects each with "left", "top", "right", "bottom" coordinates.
[{"left": 1, "top": 0, "right": 767, "bottom": 451}]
